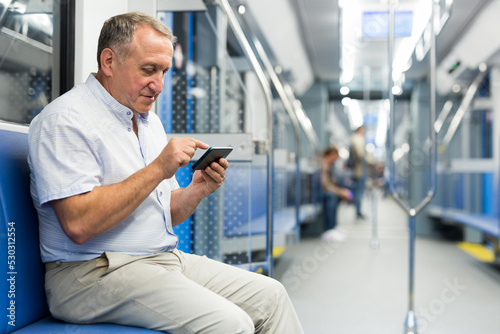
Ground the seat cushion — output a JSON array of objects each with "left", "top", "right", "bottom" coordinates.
[
  {"left": 13, "top": 316, "right": 162, "bottom": 333},
  {"left": 0, "top": 126, "right": 49, "bottom": 333}
]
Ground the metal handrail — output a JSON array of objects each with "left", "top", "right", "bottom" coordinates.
[
  {"left": 237, "top": 12, "right": 322, "bottom": 244},
  {"left": 434, "top": 100, "right": 454, "bottom": 134},
  {"left": 388, "top": 0, "right": 437, "bottom": 217},
  {"left": 387, "top": 1, "right": 438, "bottom": 333},
  {"left": 215, "top": 0, "right": 276, "bottom": 277},
  {"left": 232, "top": 9, "right": 320, "bottom": 152},
  {"left": 248, "top": 35, "right": 302, "bottom": 240},
  {"left": 441, "top": 69, "right": 487, "bottom": 150},
  {"left": 288, "top": 92, "right": 321, "bottom": 152}
]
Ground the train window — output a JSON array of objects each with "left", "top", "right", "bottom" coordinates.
[
  {"left": 156, "top": 11, "right": 248, "bottom": 135},
  {"left": 0, "top": 0, "right": 54, "bottom": 125},
  {"left": 158, "top": 8, "right": 274, "bottom": 269}
]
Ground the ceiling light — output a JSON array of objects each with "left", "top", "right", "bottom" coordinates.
[
  {"left": 393, "top": 0, "right": 432, "bottom": 74},
  {"left": 392, "top": 86, "right": 403, "bottom": 95},
  {"left": 375, "top": 103, "right": 388, "bottom": 147},
  {"left": 237, "top": 5, "right": 246, "bottom": 15},
  {"left": 340, "top": 86, "right": 350, "bottom": 95},
  {"left": 344, "top": 99, "right": 363, "bottom": 130},
  {"left": 402, "top": 143, "right": 410, "bottom": 153},
  {"left": 338, "top": 147, "right": 349, "bottom": 159}
]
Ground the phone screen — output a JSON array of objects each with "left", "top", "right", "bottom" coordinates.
[{"left": 191, "top": 147, "right": 233, "bottom": 170}]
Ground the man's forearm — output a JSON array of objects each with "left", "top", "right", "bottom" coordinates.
[
  {"left": 170, "top": 186, "right": 204, "bottom": 226},
  {"left": 51, "top": 161, "right": 165, "bottom": 244}
]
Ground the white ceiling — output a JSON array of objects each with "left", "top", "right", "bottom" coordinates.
[{"left": 241, "top": 0, "right": 493, "bottom": 99}]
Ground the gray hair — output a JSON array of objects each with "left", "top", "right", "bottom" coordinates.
[{"left": 97, "top": 11, "right": 177, "bottom": 68}]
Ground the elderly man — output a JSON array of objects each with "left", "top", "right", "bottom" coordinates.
[{"left": 28, "top": 11, "right": 303, "bottom": 334}]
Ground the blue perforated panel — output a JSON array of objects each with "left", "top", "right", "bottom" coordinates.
[{"left": 172, "top": 165, "right": 193, "bottom": 253}]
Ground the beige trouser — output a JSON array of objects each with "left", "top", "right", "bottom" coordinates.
[{"left": 45, "top": 249, "right": 304, "bottom": 334}]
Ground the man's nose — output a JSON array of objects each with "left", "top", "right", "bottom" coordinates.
[{"left": 149, "top": 73, "right": 164, "bottom": 93}]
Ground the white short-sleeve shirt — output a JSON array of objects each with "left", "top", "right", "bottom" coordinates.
[{"left": 28, "top": 73, "right": 179, "bottom": 263}]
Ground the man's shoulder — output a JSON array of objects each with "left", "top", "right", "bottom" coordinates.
[
  {"left": 53, "top": 82, "right": 95, "bottom": 107},
  {"left": 32, "top": 83, "right": 97, "bottom": 122}
]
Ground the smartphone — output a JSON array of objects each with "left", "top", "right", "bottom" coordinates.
[{"left": 192, "top": 147, "right": 233, "bottom": 170}]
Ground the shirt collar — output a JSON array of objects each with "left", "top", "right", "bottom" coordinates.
[{"left": 86, "top": 73, "right": 150, "bottom": 122}]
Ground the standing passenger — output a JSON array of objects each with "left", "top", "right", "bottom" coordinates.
[
  {"left": 349, "top": 125, "right": 367, "bottom": 220},
  {"left": 321, "top": 146, "right": 353, "bottom": 242},
  {"left": 28, "top": 12, "right": 303, "bottom": 334}
]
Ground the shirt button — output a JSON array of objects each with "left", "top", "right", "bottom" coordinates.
[
  {"left": 127, "top": 128, "right": 132, "bottom": 132},
  {"left": 159, "top": 191, "right": 163, "bottom": 196},
  {"left": 127, "top": 111, "right": 131, "bottom": 116}
]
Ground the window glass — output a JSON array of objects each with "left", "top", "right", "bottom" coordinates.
[{"left": 0, "top": 0, "right": 53, "bottom": 124}]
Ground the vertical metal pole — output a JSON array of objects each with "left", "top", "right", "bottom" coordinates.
[
  {"left": 250, "top": 37, "right": 303, "bottom": 242},
  {"left": 388, "top": 0, "right": 396, "bottom": 197},
  {"left": 492, "top": 68, "right": 500, "bottom": 252},
  {"left": 387, "top": 0, "right": 437, "bottom": 332},
  {"left": 216, "top": 0, "right": 275, "bottom": 276},
  {"left": 404, "top": 214, "right": 418, "bottom": 333},
  {"left": 408, "top": 2, "right": 436, "bottom": 332},
  {"left": 429, "top": 0, "right": 438, "bottom": 203},
  {"left": 370, "top": 187, "right": 379, "bottom": 251}
]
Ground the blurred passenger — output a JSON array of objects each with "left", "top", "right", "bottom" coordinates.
[
  {"left": 321, "top": 146, "right": 353, "bottom": 242},
  {"left": 349, "top": 125, "right": 367, "bottom": 220},
  {"left": 28, "top": 12, "right": 303, "bottom": 334}
]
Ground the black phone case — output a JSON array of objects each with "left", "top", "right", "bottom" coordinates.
[{"left": 192, "top": 147, "right": 233, "bottom": 170}]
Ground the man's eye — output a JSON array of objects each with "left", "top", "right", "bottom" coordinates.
[{"left": 143, "top": 68, "right": 155, "bottom": 74}]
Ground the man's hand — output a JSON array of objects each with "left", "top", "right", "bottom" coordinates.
[
  {"left": 170, "top": 153, "right": 229, "bottom": 226},
  {"left": 340, "top": 188, "right": 353, "bottom": 201},
  {"left": 154, "top": 137, "right": 209, "bottom": 180},
  {"left": 192, "top": 157, "right": 229, "bottom": 198}
]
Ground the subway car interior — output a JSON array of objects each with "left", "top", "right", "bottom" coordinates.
[{"left": 1, "top": 0, "right": 500, "bottom": 333}]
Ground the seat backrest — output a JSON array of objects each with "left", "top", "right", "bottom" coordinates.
[{"left": 0, "top": 123, "right": 49, "bottom": 333}]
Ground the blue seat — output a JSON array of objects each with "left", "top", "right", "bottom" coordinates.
[
  {"left": 0, "top": 123, "right": 162, "bottom": 333},
  {"left": 13, "top": 317, "right": 160, "bottom": 333},
  {"left": 428, "top": 205, "right": 500, "bottom": 237},
  {"left": 223, "top": 167, "right": 320, "bottom": 238}
]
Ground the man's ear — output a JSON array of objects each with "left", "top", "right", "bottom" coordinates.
[{"left": 99, "top": 48, "right": 115, "bottom": 76}]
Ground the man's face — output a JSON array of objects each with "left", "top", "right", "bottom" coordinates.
[
  {"left": 326, "top": 152, "right": 339, "bottom": 164},
  {"left": 109, "top": 25, "right": 173, "bottom": 114}
]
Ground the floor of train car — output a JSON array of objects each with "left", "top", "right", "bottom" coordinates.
[{"left": 275, "top": 192, "right": 500, "bottom": 334}]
